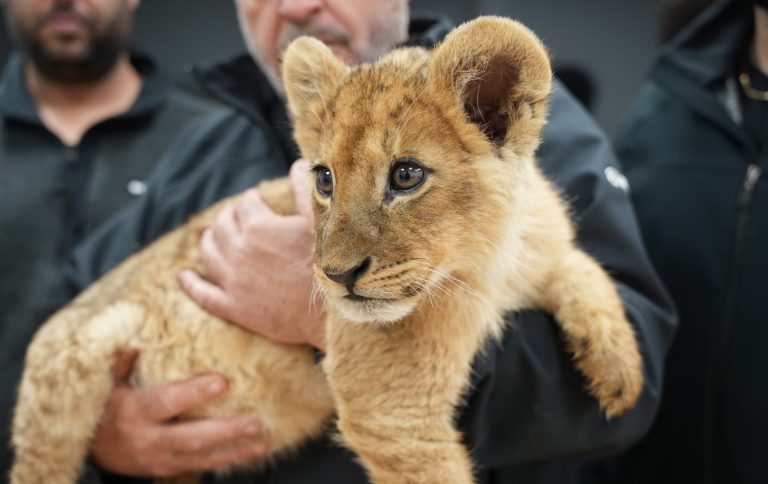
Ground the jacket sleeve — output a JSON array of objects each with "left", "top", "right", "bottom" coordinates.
[
  {"left": 459, "top": 83, "right": 678, "bottom": 467},
  {"left": 62, "top": 112, "right": 289, "bottom": 300}
]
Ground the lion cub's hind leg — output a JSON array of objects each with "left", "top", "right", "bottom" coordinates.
[
  {"left": 540, "top": 248, "right": 644, "bottom": 417},
  {"left": 11, "top": 302, "right": 147, "bottom": 484}
]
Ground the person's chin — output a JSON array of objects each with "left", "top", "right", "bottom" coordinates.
[
  {"left": 324, "top": 43, "right": 357, "bottom": 63},
  {"left": 39, "top": 38, "right": 90, "bottom": 60}
]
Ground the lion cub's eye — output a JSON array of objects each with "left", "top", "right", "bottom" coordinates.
[
  {"left": 390, "top": 161, "right": 425, "bottom": 192},
  {"left": 315, "top": 167, "right": 333, "bottom": 197}
]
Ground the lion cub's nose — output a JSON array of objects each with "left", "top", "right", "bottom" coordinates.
[{"left": 323, "top": 257, "right": 371, "bottom": 288}]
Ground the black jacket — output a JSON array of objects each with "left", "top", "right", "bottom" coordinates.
[
  {"left": 65, "top": 16, "right": 676, "bottom": 484},
  {"left": 602, "top": 1, "right": 766, "bottom": 483},
  {"left": 0, "top": 51, "right": 223, "bottom": 477}
]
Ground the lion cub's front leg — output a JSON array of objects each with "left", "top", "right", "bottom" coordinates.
[
  {"left": 324, "top": 313, "right": 480, "bottom": 484},
  {"left": 539, "top": 247, "right": 644, "bottom": 417}
]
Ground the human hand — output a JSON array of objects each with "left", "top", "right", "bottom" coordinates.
[
  {"left": 180, "top": 159, "right": 326, "bottom": 350},
  {"left": 90, "top": 351, "right": 268, "bottom": 477}
]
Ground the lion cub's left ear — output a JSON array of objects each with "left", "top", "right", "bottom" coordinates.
[
  {"left": 282, "top": 37, "right": 348, "bottom": 159},
  {"left": 429, "top": 16, "right": 552, "bottom": 157}
]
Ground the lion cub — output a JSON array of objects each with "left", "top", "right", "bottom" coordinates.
[{"left": 11, "top": 17, "right": 643, "bottom": 484}]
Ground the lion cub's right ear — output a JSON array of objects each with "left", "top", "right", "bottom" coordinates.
[{"left": 282, "top": 37, "right": 348, "bottom": 160}]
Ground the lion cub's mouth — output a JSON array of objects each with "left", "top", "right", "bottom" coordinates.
[
  {"left": 344, "top": 293, "right": 397, "bottom": 302},
  {"left": 332, "top": 291, "right": 419, "bottom": 324}
]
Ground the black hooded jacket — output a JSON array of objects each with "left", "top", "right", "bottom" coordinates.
[
  {"left": 62, "top": 15, "right": 676, "bottom": 484},
  {"left": 601, "top": 1, "right": 767, "bottom": 483}
]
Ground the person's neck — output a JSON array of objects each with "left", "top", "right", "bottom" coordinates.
[
  {"left": 25, "top": 54, "right": 142, "bottom": 146},
  {"left": 752, "top": 7, "right": 768, "bottom": 76}
]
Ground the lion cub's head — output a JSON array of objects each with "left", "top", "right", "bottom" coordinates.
[{"left": 282, "top": 17, "right": 552, "bottom": 324}]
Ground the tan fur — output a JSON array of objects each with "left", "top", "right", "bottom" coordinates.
[{"left": 11, "top": 17, "right": 642, "bottom": 484}]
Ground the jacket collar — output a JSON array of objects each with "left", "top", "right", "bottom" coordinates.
[
  {"left": 190, "top": 52, "right": 278, "bottom": 128},
  {"left": 0, "top": 48, "right": 170, "bottom": 126},
  {"left": 651, "top": 0, "right": 754, "bottom": 149},
  {"left": 655, "top": 0, "right": 752, "bottom": 89}
]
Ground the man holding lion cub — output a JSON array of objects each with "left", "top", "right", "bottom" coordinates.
[{"left": 20, "top": 0, "right": 676, "bottom": 483}]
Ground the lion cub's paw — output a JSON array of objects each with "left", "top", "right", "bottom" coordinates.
[{"left": 571, "top": 317, "right": 644, "bottom": 418}]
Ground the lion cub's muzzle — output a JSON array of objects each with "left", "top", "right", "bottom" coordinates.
[{"left": 316, "top": 256, "right": 426, "bottom": 324}]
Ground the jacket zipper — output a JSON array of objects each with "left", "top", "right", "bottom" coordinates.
[
  {"left": 724, "top": 164, "right": 761, "bottom": 324},
  {"left": 738, "top": 164, "right": 761, "bottom": 207},
  {"left": 710, "top": 163, "right": 761, "bottom": 482}
]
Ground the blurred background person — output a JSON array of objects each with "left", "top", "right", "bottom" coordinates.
[
  {"left": 585, "top": 0, "right": 768, "bottom": 482},
  {"left": 0, "top": 0, "right": 222, "bottom": 476}
]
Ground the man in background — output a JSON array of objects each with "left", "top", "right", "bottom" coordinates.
[
  {"left": 58, "top": 0, "right": 676, "bottom": 482},
  {"left": 0, "top": 0, "right": 221, "bottom": 476}
]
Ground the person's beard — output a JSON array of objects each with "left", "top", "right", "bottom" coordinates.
[
  {"left": 7, "top": 2, "right": 131, "bottom": 84},
  {"left": 264, "top": 16, "right": 405, "bottom": 98},
  {"left": 275, "top": 22, "right": 403, "bottom": 67}
]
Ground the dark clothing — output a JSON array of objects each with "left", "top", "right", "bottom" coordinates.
[
  {"left": 0, "top": 51, "right": 223, "bottom": 476},
  {"left": 66, "top": 16, "right": 676, "bottom": 484},
  {"left": 740, "top": 62, "right": 768, "bottom": 153},
  {"left": 601, "top": 1, "right": 767, "bottom": 483}
]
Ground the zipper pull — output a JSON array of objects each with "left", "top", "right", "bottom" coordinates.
[{"left": 739, "top": 164, "right": 762, "bottom": 208}]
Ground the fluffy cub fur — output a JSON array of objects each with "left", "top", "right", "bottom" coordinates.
[{"left": 11, "top": 17, "right": 643, "bottom": 484}]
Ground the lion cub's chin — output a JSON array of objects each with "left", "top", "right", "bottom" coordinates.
[{"left": 331, "top": 296, "right": 419, "bottom": 324}]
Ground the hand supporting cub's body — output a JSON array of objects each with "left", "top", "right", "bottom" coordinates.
[
  {"left": 180, "top": 160, "right": 326, "bottom": 352},
  {"left": 89, "top": 352, "right": 268, "bottom": 478}
]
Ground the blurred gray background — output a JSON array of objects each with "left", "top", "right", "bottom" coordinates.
[{"left": 0, "top": 0, "right": 665, "bottom": 136}]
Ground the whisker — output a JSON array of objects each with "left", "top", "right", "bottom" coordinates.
[
  {"left": 413, "top": 263, "right": 493, "bottom": 307},
  {"left": 308, "top": 278, "right": 326, "bottom": 316},
  {"left": 410, "top": 275, "right": 442, "bottom": 310}
]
